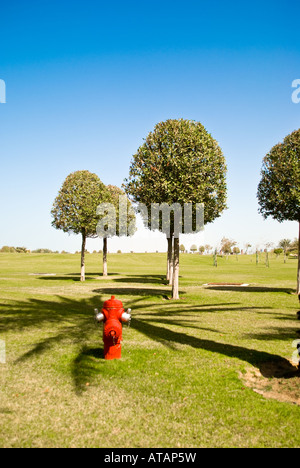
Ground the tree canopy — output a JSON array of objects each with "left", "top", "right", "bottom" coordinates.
[
  {"left": 124, "top": 119, "right": 227, "bottom": 229},
  {"left": 257, "top": 129, "right": 300, "bottom": 222},
  {"left": 52, "top": 171, "right": 109, "bottom": 236},
  {"left": 220, "top": 237, "right": 236, "bottom": 255},
  {"left": 51, "top": 170, "right": 110, "bottom": 281}
]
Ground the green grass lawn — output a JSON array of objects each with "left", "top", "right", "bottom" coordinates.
[{"left": 0, "top": 251, "right": 300, "bottom": 448}]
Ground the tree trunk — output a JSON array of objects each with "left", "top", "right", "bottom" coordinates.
[
  {"left": 172, "top": 237, "right": 180, "bottom": 300},
  {"left": 213, "top": 249, "right": 218, "bottom": 267},
  {"left": 167, "top": 236, "right": 173, "bottom": 285},
  {"left": 80, "top": 230, "right": 86, "bottom": 282},
  {"left": 103, "top": 237, "right": 108, "bottom": 277},
  {"left": 297, "top": 221, "right": 300, "bottom": 302}
]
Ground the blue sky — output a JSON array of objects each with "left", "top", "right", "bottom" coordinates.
[{"left": 0, "top": 0, "right": 300, "bottom": 253}]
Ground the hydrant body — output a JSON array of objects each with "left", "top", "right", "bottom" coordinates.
[{"left": 97, "top": 296, "right": 131, "bottom": 360}]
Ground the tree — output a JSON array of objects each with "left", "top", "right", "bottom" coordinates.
[
  {"left": 204, "top": 244, "right": 212, "bottom": 254},
  {"left": 0, "top": 246, "right": 16, "bottom": 253},
  {"left": 97, "top": 184, "right": 136, "bottom": 276},
  {"left": 233, "top": 246, "right": 240, "bottom": 259},
  {"left": 213, "top": 248, "right": 218, "bottom": 267},
  {"left": 256, "top": 249, "right": 259, "bottom": 265},
  {"left": 264, "top": 242, "right": 273, "bottom": 268},
  {"left": 290, "top": 238, "right": 299, "bottom": 254},
  {"left": 15, "top": 247, "right": 28, "bottom": 253},
  {"left": 220, "top": 237, "right": 236, "bottom": 255},
  {"left": 51, "top": 170, "right": 110, "bottom": 281},
  {"left": 274, "top": 248, "right": 283, "bottom": 258},
  {"left": 245, "top": 243, "right": 252, "bottom": 254},
  {"left": 124, "top": 119, "right": 227, "bottom": 299},
  {"left": 179, "top": 244, "right": 185, "bottom": 253},
  {"left": 190, "top": 244, "right": 198, "bottom": 253},
  {"left": 278, "top": 239, "right": 292, "bottom": 263},
  {"left": 257, "top": 128, "right": 300, "bottom": 300},
  {"left": 199, "top": 246, "right": 205, "bottom": 255}
]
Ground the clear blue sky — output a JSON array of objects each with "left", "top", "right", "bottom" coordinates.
[{"left": 0, "top": 0, "right": 300, "bottom": 253}]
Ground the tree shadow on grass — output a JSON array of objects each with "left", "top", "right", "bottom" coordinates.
[
  {"left": 111, "top": 274, "right": 171, "bottom": 285},
  {"left": 71, "top": 346, "right": 105, "bottom": 394},
  {"left": 142, "top": 304, "right": 272, "bottom": 317},
  {"left": 2, "top": 294, "right": 299, "bottom": 394},
  {"left": 206, "top": 286, "right": 295, "bottom": 295},
  {"left": 37, "top": 273, "right": 169, "bottom": 286},
  {"left": 38, "top": 276, "right": 97, "bottom": 282},
  {"left": 92, "top": 287, "right": 179, "bottom": 298},
  {"left": 64, "top": 272, "right": 120, "bottom": 276},
  {"left": 132, "top": 318, "right": 300, "bottom": 379},
  {"left": 38, "top": 272, "right": 121, "bottom": 282}
]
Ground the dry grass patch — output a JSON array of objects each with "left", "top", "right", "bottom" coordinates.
[{"left": 241, "top": 361, "right": 300, "bottom": 405}]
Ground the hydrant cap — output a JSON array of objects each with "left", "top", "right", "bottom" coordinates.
[{"left": 103, "top": 295, "right": 124, "bottom": 309}]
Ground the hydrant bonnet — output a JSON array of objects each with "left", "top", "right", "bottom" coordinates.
[{"left": 103, "top": 295, "right": 123, "bottom": 310}]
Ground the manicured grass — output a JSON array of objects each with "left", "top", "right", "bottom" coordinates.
[{"left": 0, "top": 252, "right": 300, "bottom": 447}]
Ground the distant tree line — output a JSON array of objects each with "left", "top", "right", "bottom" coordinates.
[
  {"left": 0, "top": 246, "right": 62, "bottom": 253},
  {"left": 0, "top": 246, "right": 29, "bottom": 253},
  {"left": 0, "top": 247, "right": 106, "bottom": 255},
  {"left": 2, "top": 238, "right": 297, "bottom": 258}
]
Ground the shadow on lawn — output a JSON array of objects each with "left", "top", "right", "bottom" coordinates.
[
  {"left": 1, "top": 294, "right": 299, "bottom": 393},
  {"left": 38, "top": 272, "right": 121, "bottom": 281},
  {"left": 93, "top": 287, "right": 176, "bottom": 298},
  {"left": 206, "top": 286, "right": 295, "bottom": 295},
  {"left": 71, "top": 346, "right": 105, "bottom": 393},
  {"left": 111, "top": 274, "right": 172, "bottom": 285},
  {"left": 131, "top": 318, "right": 300, "bottom": 379},
  {"left": 39, "top": 273, "right": 170, "bottom": 285}
]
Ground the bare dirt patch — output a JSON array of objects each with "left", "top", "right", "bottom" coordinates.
[{"left": 240, "top": 360, "right": 300, "bottom": 405}]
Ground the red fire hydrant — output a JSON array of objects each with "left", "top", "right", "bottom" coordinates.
[{"left": 95, "top": 296, "right": 131, "bottom": 360}]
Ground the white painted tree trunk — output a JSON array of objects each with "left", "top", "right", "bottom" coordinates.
[
  {"left": 172, "top": 237, "right": 180, "bottom": 300},
  {"left": 80, "top": 231, "right": 86, "bottom": 282},
  {"left": 167, "top": 236, "right": 173, "bottom": 285},
  {"left": 103, "top": 237, "right": 108, "bottom": 277},
  {"left": 80, "top": 265, "right": 85, "bottom": 282}
]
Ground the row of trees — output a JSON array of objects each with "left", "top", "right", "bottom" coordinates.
[
  {"left": 52, "top": 120, "right": 227, "bottom": 297},
  {"left": 181, "top": 240, "right": 299, "bottom": 257},
  {"left": 182, "top": 244, "right": 212, "bottom": 254},
  {"left": 51, "top": 172, "right": 136, "bottom": 282},
  {"left": 51, "top": 120, "right": 300, "bottom": 302},
  {"left": 181, "top": 243, "right": 239, "bottom": 254},
  {"left": 3, "top": 243, "right": 295, "bottom": 256}
]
